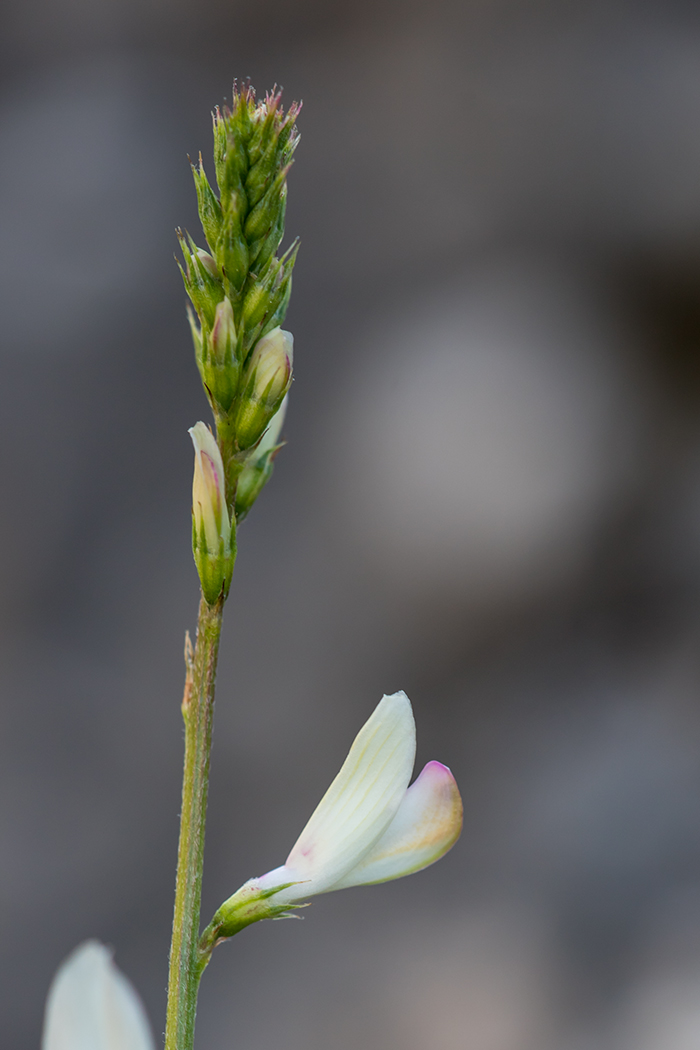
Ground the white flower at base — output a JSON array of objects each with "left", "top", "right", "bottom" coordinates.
[
  {"left": 42, "top": 941, "right": 155, "bottom": 1050},
  {"left": 207, "top": 691, "right": 462, "bottom": 940}
]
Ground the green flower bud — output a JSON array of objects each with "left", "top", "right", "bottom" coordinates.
[
  {"left": 201, "top": 298, "right": 240, "bottom": 413},
  {"left": 189, "top": 422, "right": 234, "bottom": 604},
  {"left": 214, "top": 95, "right": 250, "bottom": 211},
  {"left": 249, "top": 200, "right": 286, "bottom": 275},
  {"left": 244, "top": 169, "right": 288, "bottom": 244},
  {"left": 234, "top": 328, "right": 293, "bottom": 450},
  {"left": 178, "top": 231, "right": 224, "bottom": 328},
  {"left": 218, "top": 210, "right": 249, "bottom": 294},
  {"left": 235, "top": 396, "right": 287, "bottom": 522},
  {"left": 192, "top": 157, "right": 224, "bottom": 255},
  {"left": 241, "top": 240, "right": 298, "bottom": 350},
  {"left": 193, "top": 298, "right": 240, "bottom": 414}
]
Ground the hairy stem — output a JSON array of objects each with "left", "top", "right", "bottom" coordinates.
[{"left": 165, "top": 594, "right": 225, "bottom": 1050}]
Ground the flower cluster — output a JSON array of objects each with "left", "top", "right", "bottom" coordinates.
[{"left": 181, "top": 84, "right": 300, "bottom": 601}]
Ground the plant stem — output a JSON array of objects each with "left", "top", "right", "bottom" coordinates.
[{"left": 165, "top": 593, "right": 225, "bottom": 1050}]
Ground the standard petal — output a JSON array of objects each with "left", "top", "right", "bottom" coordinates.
[
  {"left": 281, "top": 691, "right": 416, "bottom": 897},
  {"left": 42, "top": 941, "right": 155, "bottom": 1050},
  {"left": 331, "top": 760, "right": 463, "bottom": 890}
]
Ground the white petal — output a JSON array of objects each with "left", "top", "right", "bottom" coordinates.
[
  {"left": 42, "top": 941, "right": 155, "bottom": 1050},
  {"left": 189, "top": 420, "right": 224, "bottom": 470},
  {"left": 331, "top": 761, "right": 463, "bottom": 890},
  {"left": 276, "top": 691, "right": 416, "bottom": 900}
]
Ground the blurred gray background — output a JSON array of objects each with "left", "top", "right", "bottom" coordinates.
[{"left": 5, "top": 1, "right": 700, "bottom": 1048}]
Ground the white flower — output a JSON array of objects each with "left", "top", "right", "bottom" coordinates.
[
  {"left": 209, "top": 691, "right": 462, "bottom": 938},
  {"left": 42, "top": 941, "right": 155, "bottom": 1050}
]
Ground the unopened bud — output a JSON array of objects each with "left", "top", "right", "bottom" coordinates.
[
  {"left": 196, "top": 249, "right": 219, "bottom": 279},
  {"left": 189, "top": 422, "right": 234, "bottom": 604},
  {"left": 218, "top": 214, "right": 249, "bottom": 294},
  {"left": 235, "top": 328, "right": 293, "bottom": 449},
  {"left": 199, "top": 298, "right": 239, "bottom": 413},
  {"left": 211, "top": 297, "right": 236, "bottom": 359},
  {"left": 191, "top": 298, "right": 240, "bottom": 414},
  {"left": 235, "top": 396, "right": 288, "bottom": 521},
  {"left": 178, "top": 231, "right": 224, "bottom": 329}
]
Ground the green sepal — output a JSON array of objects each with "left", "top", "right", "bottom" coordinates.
[
  {"left": 244, "top": 168, "right": 289, "bottom": 244},
  {"left": 217, "top": 204, "right": 249, "bottom": 295},
  {"left": 192, "top": 157, "right": 224, "bottom": 252},
  {"left": 187, "top": 305, "right": 203, "bottom": 358},
  {"left": 177, "top": 231, "right": 225, "bottom": 328},
  {"left": 249, "top": 191, "right": 286, "bottom": 274},
  {"left": 212, "top": 107, "right": 229, "bottom": 197},
  {"left": 245, "top": 136, "right": 285, "bottom": 209},
  {"left": 234, "top": 381, "right": 288, "bottom": 451},
  {"left": 212, "top": 108, "right": 247, "bottom": 212},
  {"left": 247, "top": 92, "right": 281, "bottom": 167},
  {"left": 240, "top": 259, "right": 283, "bottom": 336},
  {"left": 243, "top": 240, "right": 299, "bottom": 349},
  {"left": 235, "top": 442, "right": 281, "bottom": 522},
  {"left": 198, "top": 880, "right": 304, "bottom": 962},
  {"left": 191, "top": 519, "right": 235, "bottom": 607},
  {"left": 260, "top": 273, "right": 294, "bottom": 337},
  {"left": 197, "top": 300, "right": 241, "bottom": 414}
]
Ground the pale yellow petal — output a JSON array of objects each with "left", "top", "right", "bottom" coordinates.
[{"left": 331, "top": 760, "right": 462, "bottom": 890}]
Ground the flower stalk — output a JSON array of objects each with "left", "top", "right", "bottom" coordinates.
[{"left": 165, "top": 595, "right": 225, "bottom": 1050}]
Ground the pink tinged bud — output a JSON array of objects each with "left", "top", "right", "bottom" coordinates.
[
  {"left": 210, "top": 297, "right": 236, "bottom": 362},
  {"left": 200, "top": 298, "right": 239, "bottom": 414},
  {"left": 189, "top": 422, "right": 230, "bottom": 554},
  {"left": 196, "top": 248, "right": 219, "bottom": 278},
  {"left": 248, "top": 327, "right": 293, "bottom": 403},
  {"left": 42, "top": 941, "right": 155, "bottom": 1050},
  {"left": 189, "top": 422, "right": 234, "bottom": 604}
]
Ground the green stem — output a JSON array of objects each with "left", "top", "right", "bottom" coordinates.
[{"left": 165, "top": 594, "right": 225, "bottom": 1050}]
